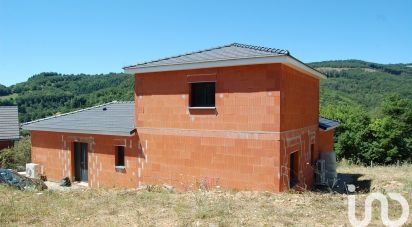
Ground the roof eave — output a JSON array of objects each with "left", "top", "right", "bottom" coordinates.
[
  {"left": 22, "top": 126, "right": 134, "bottom": 137},
  {"left": 319, "top": 124, "right": 340, "bottom": 131},
  {"left": 0, "top": 137, "right": 20, "bottom": 141},
  {"left": 124, "top": 55, "right": 327, "bottom": 80}
]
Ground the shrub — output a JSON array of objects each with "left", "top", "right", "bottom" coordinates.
[
  {"left": 321, "top": 94, "right": 412, "bottom": 165},
  {"left": 0, "top": 137, "right": 31, "bottom": 171}
]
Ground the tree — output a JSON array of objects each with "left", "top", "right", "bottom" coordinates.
[
  {"left": 367, "top": 94, "right": 412, "bottom": 163},
  {"left": 0, "top": 84, "right": 11, "bottom": 96},
  {"left": 0, "top": 137, "right": 31, "bottom": 171},
  {"left": 321, "top": 94, "right": 412, "bottom": 165},
  {"left": 321, "top": 104, "right": 373, "bottom": 163}
]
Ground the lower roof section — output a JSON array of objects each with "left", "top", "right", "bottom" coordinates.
[
  {"left": 319, "top": 117, "right": 340, "bottom": 131},
  {"left": 22, "top": 101, "right": 135, "bottom": 137}
]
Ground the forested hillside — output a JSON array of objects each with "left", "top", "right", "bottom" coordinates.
[
  {"left": 312, "top": 60, "right": 412, "bottom": 164},
  {"left": 1, "top": 60, "right": 411, "bottom": 164},
  {"left": 312, "top": 60, "right": 412, "bottom": 112},
  {"left": 0, "top": 72, "right": 134, "bottom": 122}
]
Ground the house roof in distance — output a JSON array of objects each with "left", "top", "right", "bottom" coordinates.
[
  {"left": 22, "top": 101, "right": 135, "bottom": 136},
  {"left": 0, "top": 106, "right": 20, "bottom": 141},
  {"left": 319, "top": 117, "right": 340, "bottom": 131},
  {"left": 123, "top": 43, "right": 326, "bottom": 79}
]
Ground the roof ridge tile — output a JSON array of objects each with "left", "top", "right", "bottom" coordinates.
[
  {"left": 123, "top": 43, "right": 289, "bottom": 69},
  {"left": 231, "top": 43, "right": 289, "bottom": 55}
]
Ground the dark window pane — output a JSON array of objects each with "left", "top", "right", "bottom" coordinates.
[
  {"left": 116, "top": 146, "right": 125, "bottom": 166},
  {"left": 191, "top": 82, "right": 215, "bottom": 107}
]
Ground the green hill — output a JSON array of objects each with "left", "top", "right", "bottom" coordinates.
[
  {"left": 310, "top": 60, "right": 412, "bottom": 113},
  {"left": 309, "top": 60, "right": 412, "bottom": 164},
  {"left": 0, "top": 72, "right": 134, "bottom": 122}
]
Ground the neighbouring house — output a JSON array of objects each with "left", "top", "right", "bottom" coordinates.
[
  {"left": 23, "top": 43, "right": 339, "bottom": 191},
  {"left": 0, "top": 106, "right": 20, "bottom": 150}
]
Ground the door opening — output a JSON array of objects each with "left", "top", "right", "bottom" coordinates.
[
  {"left": 289, "top": 151, "right": 299, "bottom": 188},
  {"left": 74, "top": 142, "right": 88, "bottom": 182}
]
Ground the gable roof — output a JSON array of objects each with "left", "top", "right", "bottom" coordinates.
[
  {"left": 22, "top": 101, "right": 135, "bottom": 136},
  {"left": 0, "top": 106, "right": 19, "bottom": 141},
  {"left": 319, "top": 117, "right": 340, "bottom": 131},
  {"left": 123, "top": 43, "right": 326, "bottom": 79}
]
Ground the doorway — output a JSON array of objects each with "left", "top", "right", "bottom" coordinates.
[
  {"left": 289, "top": 151, "right": 299, "bottom": 188},
  {"left": 74, "top": 142, "right": 88, "bottom": 182}
]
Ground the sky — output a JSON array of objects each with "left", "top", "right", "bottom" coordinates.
[{"left": 0, "top": 0, "right": 411, "bottom": 86}]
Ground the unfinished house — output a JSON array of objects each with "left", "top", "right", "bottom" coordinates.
[
  {"left": 0, "top": 106, "right": 20, "bottom": 151},
  {"left": 23, "top": 43, "right": 339, "bottom": 191}
]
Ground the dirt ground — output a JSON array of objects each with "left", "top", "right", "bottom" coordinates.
[{"left": 1, "top": 164, "right": 411, "bottom": 226}]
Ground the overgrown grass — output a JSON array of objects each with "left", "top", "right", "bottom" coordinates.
[{"left": 0, "top": 165, "right": 411, "bottom": 226}]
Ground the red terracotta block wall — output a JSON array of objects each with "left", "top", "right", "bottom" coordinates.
[
  {"left": 138, "top": 133, "right": 281, "bottom": 191},
  {"left": 319, "top": 129, "right": 335, "bottom": 152},
  {"left": 278, "top": 127, "right": 317, "bottom": 191},
  {"left": 134, "top": 63, "right": 321, "bottom": 192},
  {"left": 280, "top": 64, "right": 319, "bottom": 131},
  {"left": 278, "top": 65, "right": 320, "bottom": 190},
  {"left": 135, "top": 64, "right": 283, "bottom": 191},
  {"left": 135, "top": 64, "right": 281, "bottom": 132},
  {"left": 31, "top": 131, "right": 141, "bottom": 188}
]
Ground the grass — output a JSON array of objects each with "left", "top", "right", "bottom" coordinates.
[
  {"left": 0, "top": 93, "right": 18, "bottom": 101},
  {"left": 0, "top": 165, "right": 411, "bottom": 226}
]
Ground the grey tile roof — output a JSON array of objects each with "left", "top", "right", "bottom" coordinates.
[
  {"left": 0, "top": 106, "right": 19, "bottom": 140},
  {"left": 22, "top": 101, "right": 135, "bottom": 136},
  {"left": 319, "top": 117, "right": 340, "bottom": 130},
  {"left": 124, "top": 43, "right": 290, "bottom": 69}
]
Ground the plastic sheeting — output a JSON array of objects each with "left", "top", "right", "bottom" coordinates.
[{"left": 0, "top": 168, "right": 47, "bottom": 190}]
